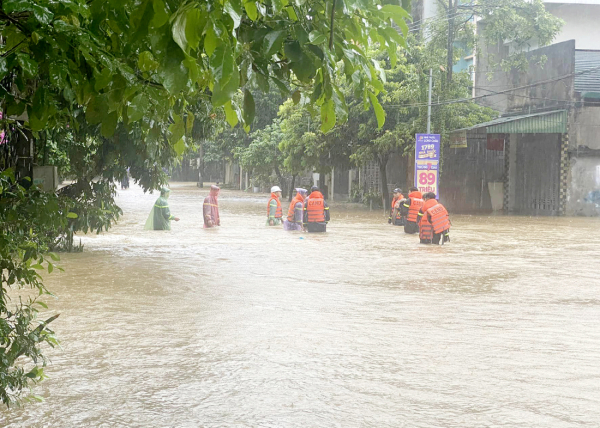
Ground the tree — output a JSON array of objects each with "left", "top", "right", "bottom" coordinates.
[
  {"left": 237, "top": 119, "right": 285, "bottom": 189},
  {"left": 429, "top": 0, "right": 563, "bottom": 83},
  {"left": 349, "top": 39, "right": 498, "bottom": 208},
  {"left": 279, "top": 100, "right": 322, "bottom": 175},
  {"left": 0, "top": 0, "right": 410, "bottom": 141},
  {"left": 205, "top": 86, "right": 284, "bottom": 183},
  {"left": 0, "top": 170, "right": 63, "bottom": 406}
]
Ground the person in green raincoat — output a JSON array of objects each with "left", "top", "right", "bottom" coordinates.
[{"left": 145, "top": 187, "right": 180, "bottom": 230}]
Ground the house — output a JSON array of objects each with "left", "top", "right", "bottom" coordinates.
[
  {"left": 411, "top": 0, "right": 475, "bottom": 74},
  {"left": 443, "top": 1, "right": 600, "bottom": 216}
]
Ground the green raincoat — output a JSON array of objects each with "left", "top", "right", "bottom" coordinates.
[{"left": 145, "top": 188, "right": 175, "bottom": 230}]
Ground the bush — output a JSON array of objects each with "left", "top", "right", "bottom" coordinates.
[{"left": 0, "top": 170, "right": 63, "bottom": 406}]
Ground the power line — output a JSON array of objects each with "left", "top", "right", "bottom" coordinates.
[
  {"left": 408, "top": 10, "right": 472, "bottom": 32},
  {"left": 473, "top": 87, "right": 583, "bottom": 106},
  {"left": 385, "top": 63, "right": 600, "bottom": 109},
  {"left": 407, "top": 2, "right": 510, "bottom": 32}
]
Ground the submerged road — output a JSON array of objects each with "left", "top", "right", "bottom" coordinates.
[{"left": 3, "top": 183, "right": 600, "bottom": 427}]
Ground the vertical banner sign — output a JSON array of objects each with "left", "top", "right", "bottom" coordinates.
[{"left": 414, "top": 134, "right": 440, "bottom": 198}]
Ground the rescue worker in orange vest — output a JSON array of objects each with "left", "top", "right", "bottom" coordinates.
[
  {"left": 407, "top": 186, "right": 422, "bottom": 200},
  {"left": 303, "top": 186, "right": 330, "bottom": 233},
  {"left": 397, "top": 187, "right": 424, "bottom": 234},
  {"left": 388, "top": 188, "right": 405, "bottom": 226},
  {"left": 284, "top": 188, "right": 307, "bottom": 231},
  {"left": 266, "top": 186, "right": 283, "bottom": 226},
  {"left": 418, "top": 192, "right": 450, "bottom": 245}
]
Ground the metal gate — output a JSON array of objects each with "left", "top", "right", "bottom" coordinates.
[{"left": 515, "top": 134, "right": 561, "bottom": 215}]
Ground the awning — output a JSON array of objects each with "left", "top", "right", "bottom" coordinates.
[
  {"left": 580, "top": 91, "right": 600, "bottom": 100},
  {"left": 452, "top": 110, "right": 567, "bottom": 134}
]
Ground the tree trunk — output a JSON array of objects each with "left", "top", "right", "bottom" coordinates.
[
  {"left": 42, "top": 131, "right": 49, "bottom": 165},
  {"left": 289, "top": 174, "right": 296, "bottom": 201},
  {"left": 274, "top": 164, "right": 285, "bottom": 195},
  {"left": 446, "top": 0, "right": 455, "bottom": 84},
  {"left": 378, "top": 155, "right": 390, "bottom": 210},
  {"left": 198, "top": 143, "right": 204, "bottom": 185}
]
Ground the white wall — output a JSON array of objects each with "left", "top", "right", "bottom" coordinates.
[
  {"left": 545, "top": 0, "right": 600, "bottom": 4},
  {"left": 546, "top": 3, "right": 600, "bottom": 50},
  {"left": 421, "top": 0, "right": 439, "bottom": 41},
  {"left": 422, "top": 0, "right": 438, "bottom": 21}
]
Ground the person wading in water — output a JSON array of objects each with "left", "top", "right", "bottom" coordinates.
[
  {"left": 203, "top": 185, "right": 221, "bottom": 228},
  {"left": 284, "top": 188, "right": 307, "bottom": 231},
  {"left": 266, "top": 186, "right": 283, "bottom": 226},
  {"left": 144, "top": 187, "right": 180, "bottom": 230},
  {"left": 303, "top": 186, "right": 330, "bottom": 233},
  {"left": 388, "top": 188, "right": 405, "bottom": 226},
  {"left": 418, "top": 192, "right": 450, "bottom": 245},
  {"left": 397, "top": 187, "right": 424, "bottom": 235}
]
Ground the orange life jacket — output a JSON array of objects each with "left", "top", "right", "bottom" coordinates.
[
  {"left": 419, "top": 215, "right": 434, "bottom": 241},
  {"left": 405, "top": 198, "right": 424, "bottom": 222},
  {"left": 391, "top": 195, "right": 404, "bottom": 219},
  {"left": 418, "top": 199, "right": 440, "bottom": 241},
  {"left": 267, "top": 193, "right": 282, "bottom": 219},
  {"left": 287, "top": 194, "right": 304, "bottom": 222},
  {"left": 427, "top": 203, "right": 450, "bottom": 234},
  {"left": 306, "top": 191, "right": 326, "bottom": 223},
  {"left": 420, "top": 198, "right": 439, "bottom": 215},
  {"left": 409, "top": 191, "right": 423, "bottom": 199}
]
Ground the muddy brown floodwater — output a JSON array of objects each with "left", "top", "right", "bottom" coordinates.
[{"left": 2, "top": 183, "right": 600, "bottom": 427}]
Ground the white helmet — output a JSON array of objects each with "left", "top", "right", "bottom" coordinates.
[{"left": 271, "top": 186, "right": 282, "bottom": 193}]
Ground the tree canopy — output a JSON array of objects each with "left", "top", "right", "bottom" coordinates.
[{"left": 1, "top": 0, "right": 410, "bottom": 143}]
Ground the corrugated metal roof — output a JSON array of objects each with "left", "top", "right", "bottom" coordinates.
[
  {"left": 452, "top": 110, "right": 567, "bottom": 134},
  {"left": 575, "top": 50, "right": 600, "bottom": 95}
]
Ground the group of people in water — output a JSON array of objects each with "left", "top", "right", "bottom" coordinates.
[
  {"left": 267, "top": 185, "right": 330, "bottom": 233},
  {"left": 268, "top": 184, "right": 450, "bottom": 244},
  {"left": 144, "top": 183, "right": 450, "bottom": 244},
  {"left": 388, "top": 187, "right": 451, "bottom": 245}
]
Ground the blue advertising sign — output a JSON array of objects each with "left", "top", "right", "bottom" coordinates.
[{"left": 414, "top": 134, "right": 440, "bottom": 198}]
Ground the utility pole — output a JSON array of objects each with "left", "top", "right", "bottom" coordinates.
[
  {"left": 427, "top": 68, "right": 433, "bottom": 134},
  {"left": 331, "top": 166, "right": 335, "bottom": 201},
  {"left": 446, "top": 0, "right": 455, "bottom": 84}
]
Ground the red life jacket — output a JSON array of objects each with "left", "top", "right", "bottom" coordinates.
[
  {"left": 405, "top": 198, "right": 424, "bottom": 222},
  {"left": 427, "top": 203, "right": 450, "bottom": 233},
  {"left": 287, "top": 194, "right": 304, "bottom": 222},
  {"left": 306, "top": 191, "right": 325, "bottom": 223},
  {"left": 267, "top": 193, "right": 282, "bottom": 219}
]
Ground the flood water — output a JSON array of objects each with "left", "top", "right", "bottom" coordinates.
[{"left": 3, "top": 183, "right": 600, "bottom": 427}]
